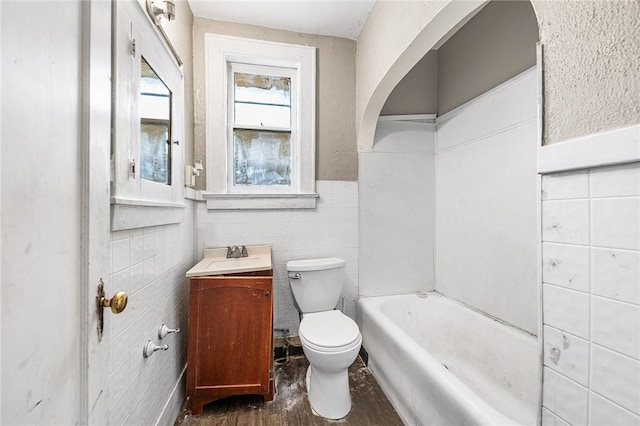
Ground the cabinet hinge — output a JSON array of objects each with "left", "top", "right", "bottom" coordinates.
[
  {"left": 129, "top": 159, "right": 136, "bottom": 179},
  {"left": 131, "top": 38, "right": 136, "bottom": 57}
]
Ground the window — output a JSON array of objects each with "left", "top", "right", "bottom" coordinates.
[
  {"left": 204, "top": 35, "right": 317, "bottom": 209},
  {"left": 111, "top": 1, "right": 185, "bottom": 230}
]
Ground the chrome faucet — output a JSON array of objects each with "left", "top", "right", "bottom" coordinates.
[{"left": 226, "top": 245, "right": 248, "bottom": 258}]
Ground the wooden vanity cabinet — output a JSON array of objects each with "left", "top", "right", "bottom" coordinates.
[{"left": 187, "top": 271, "right": 275, "bottom": 415}]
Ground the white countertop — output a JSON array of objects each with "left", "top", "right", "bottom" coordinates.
[{"left": 186, "top": 244, "right": 272, "bottom": 277}]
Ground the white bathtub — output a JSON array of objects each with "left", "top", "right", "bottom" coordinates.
[{"left": 357, "top": 292, "right": 540, "bottom": 425}]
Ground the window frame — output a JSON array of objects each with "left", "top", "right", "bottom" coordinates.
[
  {"left": 204, "top": 34, "right": 317, "bottom": 209},
  {"left": 227, "top": 63, "right": 297, "bottom": 194},
  {"left": 111, "top": 1, "right": 185, "bottom": 230}
]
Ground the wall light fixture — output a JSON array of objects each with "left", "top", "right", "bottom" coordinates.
[{"left": 146, "top": 0, "right": 176, "bottom": 25}]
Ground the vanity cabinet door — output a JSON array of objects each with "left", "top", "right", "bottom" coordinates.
[{"left": 187, "top": 276, "right": 274, "bottom": 414}]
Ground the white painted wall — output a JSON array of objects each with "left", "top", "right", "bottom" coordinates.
[
  {"left": 434, "top": 68, "right": 539, "bottom": 335},
  {"left": 107, "top": 201, "right": 195, "bottom": 425},
  {"left": 196, "top": 181, "right": 358, "bottom": 334},
  {"left": 539, "top": 133, "right": 640, "bottom": 425},
  {"left": 359, "top": 120, "right": 435, "bottom": 296},
  {"left": 1, "top": 2, "right": 85, "bottom": 423}
]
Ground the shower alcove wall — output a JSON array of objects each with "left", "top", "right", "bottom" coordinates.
[
  {"left": 357, "top": 1, "right": 541, "bottom": 423},
  {"left": 359, "top": 0, "right": 540, "bottom": 334}
]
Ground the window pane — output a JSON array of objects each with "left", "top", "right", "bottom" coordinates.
[
  {"left": 140, "top": 57, "right": 171, "bottom": 185},
  {"left": 140, "top": 94, "right": 169, "bottom": 120},
  {"left": 140, "top": 121, "right": 169, "bottom": 184},
  {"left": 234, "top": 72, "right": 291, "bottom": 128},
  {"left": 234, "top": 73, "right": 290, "bottom": 105},
  {"left": 233, "top": 129, "right": 291, "bottom": 186},
  {"left": 235, "top": 103, "right": 291, "bottom": 128}
]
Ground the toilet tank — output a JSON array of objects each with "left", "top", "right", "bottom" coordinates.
[{"left": 287, "top": 258, "right": 346, "bottom": 313}]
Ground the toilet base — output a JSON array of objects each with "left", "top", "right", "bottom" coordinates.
[{"left": 305, "top": 365, "right": 352, "bottom": 419}]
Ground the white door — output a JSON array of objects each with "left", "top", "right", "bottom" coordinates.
[
  {"left": 1, "top": 1, "right": 111, "bottom": 424},
  {"left": 83, "top": 1, "right": 114, "bottom": 424}
]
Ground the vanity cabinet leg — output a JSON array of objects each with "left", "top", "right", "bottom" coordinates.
[
  {"left": 190, "top": 398, "right": 204, "bottom": 415},
  {"left": 266, "top": 378, "right": 276, "bottom": 402}
]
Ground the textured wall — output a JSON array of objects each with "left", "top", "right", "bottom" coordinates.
[
  {"left": 533, "top": 0, "right": 640, "bottom": 145},
  {"left": 437, "top": 0, "right": 538, "bottom": 115},
  {"left": 357, "top": 0, "right": 640, "bottom": 149},
  {"left": 380, "top": 1, "right": 538, "bottom": 118},
  {"left": 356, "top": 1, "right": 447, "bottom": 122},
  {"left": 380, "top": 51, "right": 438, "bottom": 116},
  {"left": 355, "top": 0, "right": 483, "bottom": 151},
  {"left": 192, "top": 19, "right": 358, "bottom": 184}
]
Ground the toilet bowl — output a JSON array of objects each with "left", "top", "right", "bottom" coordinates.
[
  {"left": 286, "top": 258, "right": 362, "bottom": 419},
  {"left": 299, "top": 310, "right": 362, "bottom": 419}
]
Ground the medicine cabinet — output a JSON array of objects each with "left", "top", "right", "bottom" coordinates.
[{"left": 111, "top": 0, "right": 185, "bottom": 230}]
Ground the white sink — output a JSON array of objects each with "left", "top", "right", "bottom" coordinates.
[{"left": 186, "top": 244, "right": 272, "bottom": 277}]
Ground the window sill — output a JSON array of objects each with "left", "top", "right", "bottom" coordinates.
[
  {"left": 202, "top": 192, "right": 318, "bottom": 210},
  {"left": 111, "top": 198, "right": 186, "bottom": 231}
]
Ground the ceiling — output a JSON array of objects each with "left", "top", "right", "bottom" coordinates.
[{"left": 187, "top": 0, "right": 376, "bottom": 40}]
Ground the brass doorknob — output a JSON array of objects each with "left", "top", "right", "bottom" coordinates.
[{"left": 99, "top": 291, "right": 128, "bottom": 314}]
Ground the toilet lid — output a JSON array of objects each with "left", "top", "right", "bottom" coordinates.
[{"left": 299, "top": 311, "right": 360, "bottom": 351}]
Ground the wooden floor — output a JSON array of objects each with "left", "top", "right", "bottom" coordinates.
[{"left": 174, "top": 356, "right": 403, "bottom": 425}]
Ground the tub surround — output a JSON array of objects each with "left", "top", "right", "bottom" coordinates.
[
  {"left": 435, "top": 68, "right": 538, "bottom": 335},
  {"left": 359, "top": 120, "right": 435, "bottom": 296},
  {"left": 360, "top": 68, "right": 538, "bottom": 335}
]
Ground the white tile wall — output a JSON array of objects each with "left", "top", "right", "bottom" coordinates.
[
  {"left": 543, "top": 325, "right": 589, "bottom": 386},
  {"left": 543, "top": 284, "right": 590, "bottom": 339},
  {"left": 196, "top": 181, "right": 358, "bottom": 334},
  {"left": 591, "top": 198, "right": 640, "bottom": 250},
  {"left": 542, "top": 243, "right": 590, "bottom": 292},
  {"left": 591, "top": 344, "right": 640, "bottom": 415},
  {"left": 543, "top": 367, "right": 589, "bottom": 426},
  {"left": 542, "top": 200, "right": 590, "bottom": 246},
  {"left": 589, "top": 391, "right": 640, "bottom": 426},
  {"left": 590, "top": 163, "right": 640, "bottom": 198},
  {"left": 541, "top": 170, "right": 590, "bottom": 201},
  {"left": 542, "top": 408, "right": 571, "bottom": 426},
  {"left": 591, "top": 296, "right": 640, "bottom": 359},
  {"left": 541, "top": 162, "right": 640, "bottom": 425},
  {"left": 107, "top": 201, "right": 195, "bottom": 426}
]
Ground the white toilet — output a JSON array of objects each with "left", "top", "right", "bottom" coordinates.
[{"left": 286, "top": 257, "right": 362, "bottom": 420}]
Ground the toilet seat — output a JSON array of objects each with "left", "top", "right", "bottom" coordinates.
[{"left": 299, "top": 310, "right": 361, "bottom": 353}]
